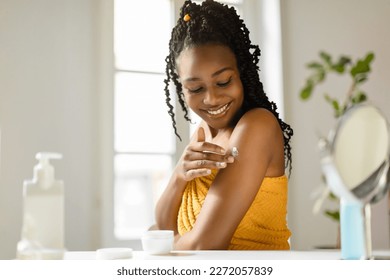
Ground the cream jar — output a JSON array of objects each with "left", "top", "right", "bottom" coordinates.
[{"left": 141, "top": 230, "right": 174, "bottom": 254}]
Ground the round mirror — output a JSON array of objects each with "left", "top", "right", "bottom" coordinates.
[{"left": 332, "top": 104, "right": 390, "bottom": 202}]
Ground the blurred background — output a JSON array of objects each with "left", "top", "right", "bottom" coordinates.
[{"left": 1, "top": 0, "right": 389, "bottom": 259}]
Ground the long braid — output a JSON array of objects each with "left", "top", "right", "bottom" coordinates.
[{"left": 164, "top": 0, "right": 293, "bottom": 172}]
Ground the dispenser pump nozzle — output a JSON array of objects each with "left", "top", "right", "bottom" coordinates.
[{"left": 33, "top": 152, "right": 63, "bottom": 189}]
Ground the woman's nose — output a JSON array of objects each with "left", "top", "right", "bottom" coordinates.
[{"left": 203, "top": 88, "right": 220, "bottom": 105}]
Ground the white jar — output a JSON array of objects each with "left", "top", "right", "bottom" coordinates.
[{"left": 141, "top": 230, "right": 174, "bottom": 254}]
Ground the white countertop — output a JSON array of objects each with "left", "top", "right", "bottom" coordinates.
[
  {"left": 5, "top": 250, "right": 388, "bottom": 280},
  {"left": 64, "top": 249, "right": 390, "bottom": 260}
]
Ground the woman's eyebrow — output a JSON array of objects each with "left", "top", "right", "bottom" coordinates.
[
  {"left": 212, "top": 67, "right": 234, "bottom": 77},
  {"left": 184, "top": 67, "right": 234, "bottom": 82}
]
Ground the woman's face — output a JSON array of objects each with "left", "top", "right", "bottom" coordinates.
[{"left": 176, "top": 44, "right": 244, "bottom": 131}]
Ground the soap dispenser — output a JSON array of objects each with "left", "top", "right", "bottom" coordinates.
[{"left": 17, "top": 152, "right": 65, "bottom": 259}]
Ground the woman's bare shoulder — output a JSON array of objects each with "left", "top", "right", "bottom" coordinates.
[{"left": 233, "top": 108, "right": 281, "bottom": 139}]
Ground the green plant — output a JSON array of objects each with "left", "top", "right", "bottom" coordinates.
[
  {"left": 300, "top": 51, "right": 374, "bottom": 117},
  {"left": 299, "top": 51, "right": 375, "bottom": 222}
]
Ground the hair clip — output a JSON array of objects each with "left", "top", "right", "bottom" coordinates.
[{"left": 183, "top": 14, "right": 191, "bottom": 22}]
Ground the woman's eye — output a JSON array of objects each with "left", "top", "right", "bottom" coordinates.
[
  {"left": 187, "top": 87, "right": 203, "bottom": 94},
  {"left": 217, "top": 77, "right": 232, "bottom": 87}
]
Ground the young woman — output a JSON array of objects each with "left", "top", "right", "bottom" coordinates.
[{"left": 155, "top": 0, "right": 293, "bottom": 250}]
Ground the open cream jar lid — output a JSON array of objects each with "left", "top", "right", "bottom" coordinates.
[{"left": 96, "top": 248, "right": 133, "bottom": 260}]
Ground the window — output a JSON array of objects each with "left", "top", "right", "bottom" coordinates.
[{"left": 113, "top": 0, "right": 174, "bottom": 239}]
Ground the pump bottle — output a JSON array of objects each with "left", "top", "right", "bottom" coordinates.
[{"left": 17, "top": 152, "right": 65, "bottom": 259}]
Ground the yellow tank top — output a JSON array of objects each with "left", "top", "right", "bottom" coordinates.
[{"left": 177, "top": 169, "right": 291, "bottom": 250}]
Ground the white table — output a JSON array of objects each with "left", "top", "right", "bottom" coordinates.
[{"left": 64, "top": 249, "right": 390, "bottom": 260}]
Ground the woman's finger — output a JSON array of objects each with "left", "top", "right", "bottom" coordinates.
[
  {"left": 184, "top": 168, "right": 211, "bottom": 181},
  {"left": 197, "top": 126, "right": 206, "bottom": 142}
]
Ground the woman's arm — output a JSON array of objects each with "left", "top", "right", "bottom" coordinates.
[{"left": 173, "top": 108, "right": 285, "bottom": 249}]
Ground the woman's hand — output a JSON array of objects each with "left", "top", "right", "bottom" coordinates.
[{"left": 178, "top": 127, "right": 234, "bottom": 181}]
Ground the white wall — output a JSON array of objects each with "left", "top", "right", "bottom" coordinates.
[
  {"left": 1, "top": 0, "right": 389, "bottom": 259},
  {"left": 281, "top": 0, "right": 390, "bottom": 250},
  {"left": 0, "top": 0, "right": 100, "bottom": 259}
]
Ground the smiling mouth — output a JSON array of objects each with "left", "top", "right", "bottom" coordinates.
[{"left": 205, "top": 102, "right": 231, "bottom": 116}]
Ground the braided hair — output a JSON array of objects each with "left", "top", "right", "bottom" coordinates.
[{"left": 163, "top": 0, "right": 293, "bottom": 173}]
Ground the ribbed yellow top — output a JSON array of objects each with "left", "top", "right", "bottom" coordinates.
[{"left": 177, "top": 169, "right": 291, "bottom": 250}]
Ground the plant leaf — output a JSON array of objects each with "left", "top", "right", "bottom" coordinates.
[
  {"left": 300, "top": 82, "right": 313, "bottom": 100},
  {"left": 338, "top": 56, "right": 352, "bottom": 66},
  {"left": 355, "top": 74, "right": 368, "bottom": 84},
  {"left": 324, "top": 93, "right": 332, "bottom": 103},
  {"left": 364, "top": 52, "right": 375, "bottom": 64},
  {"left": 324, "top": 94, "right": 340, "bottom": 116},
  {"left": 320, "top": 51, "right": 332, "bottom": 66},
  {"left": 332, "top": 56, "right": 351, "bottom": 73},
  {"left": 332, "top": 100, "right": 340, "bottom": 113},
  {"left": 307, "top": 62, "right": 323, "bottom": 69},
  {"left": 350, "top": 61, "right": 370, "bottom": 77},
  {"left": 328, "top": 192, "right": 339, "bottom": 201},
  {"left": 332, "top": 64, "right": 345, "bottom": 73},
  {"left": 314, "top": 69, "right": 326, "bottom": 83},
  {"left": 325, "top": 210, "right": 340, "bottom": 222},
  {"left": 350, "top": 52, "right": 374, "bottom": 78},
  {"left": 352, "top": 91, "right": 367, "bottom": 104}
]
